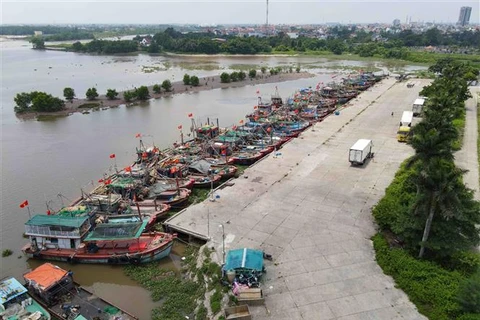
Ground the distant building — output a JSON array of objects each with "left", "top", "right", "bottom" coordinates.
[
  {"left": 140, "top": 38, "right": 151, "bottom": 46},
  {"left": 33, "top": 31, "right": 43, "bottom": 36},
  {"left": 457, "top": 6, "right": 472, "bottom": 26},
  {"left": 393, "top": 19, "right": 401, "bottom": 27},
  {"left": 286, "top": 32, "right": 298, "bottom": 39}
]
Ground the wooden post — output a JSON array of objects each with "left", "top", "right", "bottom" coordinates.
[
  {"left": 136, "top": 202, "right": 142, "bottom": 221},
  {"left": 154, "top": 198, "right": 158, "bottom": 211}
]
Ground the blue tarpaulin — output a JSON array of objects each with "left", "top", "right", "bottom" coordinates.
[
  {"left": 224, "top": 248, "right": 264, "bottom": 272},
  {"left": 0, "top": 278, "right": 27, "bottom": 304}
]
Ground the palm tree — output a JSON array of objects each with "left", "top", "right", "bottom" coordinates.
[{"left": 412, "top": 159, "right": 467, "bottom": 258}]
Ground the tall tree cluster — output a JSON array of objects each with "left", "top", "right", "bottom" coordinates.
[{"left": 374, "top": 58, "right": 480, "bottom": 259}]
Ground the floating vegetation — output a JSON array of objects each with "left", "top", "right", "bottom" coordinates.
[
  {"left": 2, "top": 249, "right": 13, "bottom": 257},
  {"left": 36, "top": 114, "right": 69, "bottom": 121},
  {"left": 175, "top": 61, "right": 219, "bottom": 71},
  {"left": 141, "top": 65, "right": 164, "bottom": 73}
]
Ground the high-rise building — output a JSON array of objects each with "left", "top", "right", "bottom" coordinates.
[{"left": 457, "top": 6, "right": 472, "bottom": 26}]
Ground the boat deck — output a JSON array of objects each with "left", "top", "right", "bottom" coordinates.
[{"left": 49, "top": 287, "right": 136, "bottom": 320}]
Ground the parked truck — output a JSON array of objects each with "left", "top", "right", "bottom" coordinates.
[
  {"left": 397, "top": 111, "right": 413, "bottom": 142},
  {"left": 412, "top": 98, "right": 425, "bottom": 116},
  {"left": 349, "top": 139, "right": 373, "bottom": 165}
]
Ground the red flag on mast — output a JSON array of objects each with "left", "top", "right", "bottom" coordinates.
[
  {"left": 19, "top": 200, "right": 29, "bottom": 208},
  {"left": 135, "top": 133, "right": 141, "bottom": 138},
  {"left": 125, "top": 166, "right": 132, "bottom": 173},
  {"left": 177, "top": 125, "right": 183, "bottom": 130},
  {"left": 109, "top": 154, "right": 116, "bottom": 159},
  {"left": 188, "top": 113, "right": 193, "bottom": 118}
]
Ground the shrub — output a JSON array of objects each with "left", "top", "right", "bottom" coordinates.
[
  {"left": 190, "top": 75, "right": 200, "bottom": 86},
  {"left": 152, "top": 84, "right": 161, "bottom": 94},
  {"left": 238, "top": 71, "right": 246, "bottom": 81},
  {"left": 210, "top": 289, "right": 222, "bottom": 314},
  {"left": 135, "top": 86, "right": 150, "bottom": 100},
  {"left": 220, "top": 72, "right": 230, "bottom": 83},
  {"left": 123, "top": 90, "right": 136, "bottom": 102},
  {"left": 161, "top": 80, "right": 172, "bottom": 92},
  {"left": 230, "top": 72, "right": 239, "bottom": 82},
  {"left": 373, "top": 233, "right": 464, "bottom": 319},
  {"left": 248, "top": 69, "right": 256, "bottom": 79},
  {"left": 106, "top": 89, "right": 118, "bottom": 100},
  {"left": 260, "top": 67, "right": 266, "bottom": 74},
  {"left": 458, "top": 270, "right": 480, "bottom": 313},
  {"left": 444, "top": 251, "right": 480, "bottom": 275},
  {"left": 63, "top": 87, "right": 75, "bottom": 101},
  {"left": 85, "top": 87, "right": 99, "bottom": 100},
  {"left": 183, "top": 74, "right": 191, "bottom": 85}
]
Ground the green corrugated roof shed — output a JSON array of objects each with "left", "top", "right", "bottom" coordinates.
[{"left": 25, "top": 215, "right": 88, "bottom": 228}]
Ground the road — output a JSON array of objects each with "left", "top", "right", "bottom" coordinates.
[{"left": 166, "top": 78, "right": 429, "bottom": 319}]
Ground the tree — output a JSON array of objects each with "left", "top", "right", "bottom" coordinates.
[
  {"left": 152, "top": 84, "right": 161, "bottom": 94},
  {"left": 261, "top": 67, "right": 266, "bottom": 74},
  {"left": 190, "top": 76, "right": 200, "bottom": 86},
  {"left": 147, "top": 42, "right": 160, "bottom": 54},
  {"left": 14, "top": 91, "right": 64, "bottom": 113},
  {"left": 296, "top": 66, "right": 301, "bottom": 73},
  {"left": 220, "top": 72, "right": 230, "bottom": 83},
  {"left": 106, "top": 89, "right": 118, "bottom": 100},
  {"left": 63, "top": 87, "right": 75, "bottom": 101},
  {"left": 183, "top": 74, "right": 191, "bottom": 85},
  {"left": 30, "top": 37, "right": 45, "bottom": 49},
  {"left": 230, "top": 72, "right": 239, "bottom": 82},
  {"left": 14, "top": 92, "right": 33, "bottom": 113},
  {"left": 85, "top": 88, "right": 98, "bottom": 100},
  {"left": 135, "top": 86, "right": 150, "bottom": 100},
  {"left": 71, "top": 41, "right": 84, "bottom": 51},
  {"left": 238, "top": 71, "right": 246, "bottom": 81},
  {"left": 248, "top": 69, "right": 256, "bottom": 79},
  {"left": 161, "top": 80, "right": 172, "bottom": 92},
  {"left": 123, "top": 90, "right": 136, "bottom": 102}
]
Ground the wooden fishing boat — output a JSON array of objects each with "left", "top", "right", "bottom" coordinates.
[
  {"left": 22, "top": 215, "right": 176, "bottom": 265},
  {"left": 227, "top": 151, "right": 265, "bottom": 165},
  {"left": 0, "top": 277, "right": 51, "bottom": 320},
  {"left": 24, "top": 263, "right": 138, "bottom": 319},
  {"left": 188, "top": 159, "right": 237, "bottom": 180},
  {"left": 97, "top": 203, "right": 170, "bottom": 229},
  {"left": 153, "top": 176, "right": 196, "bottom": 190},
  {"left": 187, "top": 173, "right": 222, "bottom": 188},
  {"left": 139, "top": 188, "right": 191, "bottom": 208}
]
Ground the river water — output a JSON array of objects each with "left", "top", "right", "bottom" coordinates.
[{"left": 0, "top": 39, "right": 426, "bottom": 318}]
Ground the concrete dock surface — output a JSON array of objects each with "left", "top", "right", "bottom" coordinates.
[{"left": 165, "top": 77, "right": 431, "bottom": 319}]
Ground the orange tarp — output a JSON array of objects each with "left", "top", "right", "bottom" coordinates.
[{"left": 24, "top": 263, "right": 68, "bottom": 290}]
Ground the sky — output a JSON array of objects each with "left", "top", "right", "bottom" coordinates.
[{"left": 1, "top": 0, "right": 479, "bottom": 25}]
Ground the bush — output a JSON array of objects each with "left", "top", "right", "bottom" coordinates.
[
  {"left": 220, "top": 72, "right": 230, "bottom": 83},
  {"left": 248, "top": 69, "right": 256, "bottom": 79},
  {"left": 238, "top": 71, "right": 246, "bottom": 81},
  {"left": 458, "top": 270, "right": 480, "bottom": 313},
  {"left": 190, "top": 75, "right": 199, "bottom": 86},
  {"left": 183, "top": 74, "right": 190, "bottom": 85},
  {"left": 135, "top": 86, "right": 150, "bottom": 100},
  {"left": 85, "top": 87, "right": 98, "bottom": 100},
  {"left": 106, "top": 89, "right": 118, "bottom": 100},
  {"left": 373, "top": 233, "right": 464, "bottom": 319},
  {"left": 444, "top": 251, "right": 480, "bottom": 275},
  {"left": 458, "top": 314, "right": 480, "bottom": 320},
  {"left": 152, "top": 84, "right": 161, "bottom": 94},
  {"left": 14, "top": 91, "right": 65, "bottom": 113},
  {"left": 210, "top": 289, "right": 222, "bottom": 315},
  {"left": 123, "top": 90, "right": 136, "bottom": 102},
  {"left": 2, "top": 249, "right": 13, "bottom": 257},
  {"left": 230, "top": 72, "right": 239, "bottom": 82},
  {"left": 63, "top": 87, "right": 75, "bottom": 101},
  {"left": 161, "top": 80, "right": 172, "bottom": 92},
  {"left": 260, "top": 67, "right": 266, "bottom": 74}
]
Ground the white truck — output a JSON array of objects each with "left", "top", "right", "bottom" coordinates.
[
  {"left": 397, "top": 111, "right": 414, "bottom": 142},
  {"left": 412, "top": 98, "right": 425, "bottom": 116},
  {"left": 349, "top": 139, "right": 373, "bottom": 165}
]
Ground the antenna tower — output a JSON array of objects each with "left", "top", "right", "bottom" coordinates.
[{"left": 266, "top": 0, "right": 269, "bottom": 35}]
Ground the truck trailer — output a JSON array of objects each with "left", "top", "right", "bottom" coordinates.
[
  {"left": 412, "top": 98, "right": 425, "bottom": 116},
  {"left": 397, "top": 111, "right": 413, "bottom": 142},
  {"left": 349, "top": 139, "right": 373, "bottom": 165}
]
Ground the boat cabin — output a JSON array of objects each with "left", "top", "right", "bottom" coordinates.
[
  {"left": 196, "top": 125, "right": 219, "bottom": 140},
  {"left": 23, "top": 263, "right": 73, "bottom": 307},
  {"left": 0, "top": 277, "right": 51, "bottom": 320},
  {"left": 24, "top": 215, "right": 91, "bottom": 251}
]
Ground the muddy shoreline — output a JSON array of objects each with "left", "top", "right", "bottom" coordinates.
[{"left": 17, "top": 72, "right": 314, "bottom": 120}]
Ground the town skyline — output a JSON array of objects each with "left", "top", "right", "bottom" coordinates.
[{"left": 2, "top": 0, "right": 479, "bottom": 25}]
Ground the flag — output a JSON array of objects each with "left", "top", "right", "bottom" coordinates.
[
  {"left": 232, "top": 125, "right": 237, "bottom": 130},
  {"left": 256, "top": 90, "right": 260, "bottom": 94},
  {"left": 221, "top": 149, "right": 227, "bottom": 156},
  {"left": 178, "top": 125, "right": 183, "bottom": 130},
  {"left": 239, "top": 120, "right": 244, "bottom": 124},
  {"left": 47, "top": 210, "right": 51, "bottom": 215},
  {"left": 253, "top": 106, "right": 258, "bottom": 109},
  {"left": 142, "top": 152, "right": 148, "bottom": 159},
  {"left": 98, "top": 178, "right": 104, "bottom": 183},
  {"left": 135, "top": 133, "right": 141, "bottom": 138},
  {"left": 125, "top": 166, "right": 132, "bottom": 172},
  {"left": 109, "top": 153, "right": 116, "bottom": 159},
  {"left": 170, "top": 167, "right": 177, "bottom": 174},
  {"left": 104, "top": 179, "right": 112, "bottom": 185},
  {"left": 19, "top": 200, "right": 29, "bottom": 208},
  {"left": 188, "top": 113, "right": 193, "bottom": 118}
]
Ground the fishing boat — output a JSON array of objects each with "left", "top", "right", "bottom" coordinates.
[
  {"left": 96, "top": 203, "right": 170, "bottom": 230},
  {"left": 227, "top": 150, "right": 265, "bottom": 165},
  {"left": 24, "top": 263, "right": 137, "bottom": 320},
  {"left": 140, "top": 187, "right": 191, "bottom": 208},
  {"left": 188, "top": 159, "right": 237, "bottom": 180},
  {"left": 153, "top": 176, "right": 195, "bottom": 190},
  {"left": 0, "top": 277, "right": 51, "bottom": 320},
  {"left": 187, "top": 173, "right": 222, "bottom": 188},
  {"left": 22, "top": 215, "right": 176, "bottom": 264}
]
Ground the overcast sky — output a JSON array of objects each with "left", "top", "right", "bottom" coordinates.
[{"left": 1, "top": 0, "right": 479, "bottom": 25}]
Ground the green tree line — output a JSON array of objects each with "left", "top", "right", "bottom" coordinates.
[{"left": 70, "top": 39, "right": 138, "bottom": 54}]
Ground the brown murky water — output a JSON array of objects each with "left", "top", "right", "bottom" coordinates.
[{"left": 0, "top": 39, "right": 426, "bottom": 318}]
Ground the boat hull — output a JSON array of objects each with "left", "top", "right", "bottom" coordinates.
[{"left": 23, "top": 234, "right": 175, "bottom": 265}]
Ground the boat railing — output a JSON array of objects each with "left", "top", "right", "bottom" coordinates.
[{"left": 25, "top": 225, "right": 81, "bottom": 238}]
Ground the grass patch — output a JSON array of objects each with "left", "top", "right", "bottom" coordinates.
[
  {"left": 2, "top": 249, "right": 13, "bottom": 257},
  {"left": 452, "top": 109, "right": 466, "bottom": 151},
  {"left": 78, "top": 103, "right": 100, "bottom": 109},
  {"left": 373, "top": 233, "right": 465, "bottom": 320},
  {"left": 36, "top": 114, "right": 69, "bottom": 121},
  {"left": 210, "top": 288, "right": 222, "bottom": 315},
  {"left": 234, "top": 165, "right": 249, "bottom": 177}
]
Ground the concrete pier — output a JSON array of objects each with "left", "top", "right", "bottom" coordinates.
[{"left": 165, "top": 77, "right": 429, "bottom": 319}]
